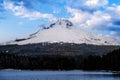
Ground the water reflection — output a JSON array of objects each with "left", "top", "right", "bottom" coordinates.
[
  {"left": 112, "top": 72, "right": 120, "bottom": 78},
  {"left": 0, "top": 70, "right": 120, "bottom": 80}
]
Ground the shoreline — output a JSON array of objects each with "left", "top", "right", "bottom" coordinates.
[{"left": 1, "top": 68, "right": 120, "bottom": 73}]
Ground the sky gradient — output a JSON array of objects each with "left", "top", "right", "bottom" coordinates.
[{"left": 0, "top": 0, "right": 120, "bottom": 43}]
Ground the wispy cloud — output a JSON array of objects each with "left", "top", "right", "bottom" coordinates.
[
  {"left": 66, "top": 1, "right": 120, "bottom": 38},
  {"left": 67, "top": 7, "right": 91, "bottom": 23},
  {"left": 67, "top": 0, "right": 108, "bottom": 12},
  {"left": 4, "top": 0, "right": 56, "bottom": 21}
]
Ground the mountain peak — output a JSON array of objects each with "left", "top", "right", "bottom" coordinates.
[
  {"left": 43, "top": 19, "right": 73, "bottom": 29},
  {"left": 55, "top": 19, "right": 73, "bottom": 27}
]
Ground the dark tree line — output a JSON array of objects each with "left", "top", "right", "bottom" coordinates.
[
  {"left": 0, "top": 53, "right": 83, "bottom": 70},
  {"left": 82, "top": 48, "right": 120, "bottom": 71},
  {"left": 0, "top": 48, "right": 120, "bottom": 71}
]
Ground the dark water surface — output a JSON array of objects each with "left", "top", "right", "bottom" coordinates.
[{"left": 0, "top": 70, "right": 120, "bottom": 80}]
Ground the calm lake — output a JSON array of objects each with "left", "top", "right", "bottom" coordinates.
[{"left": 0, "top": 70, "right": 120, "bottom": 80}]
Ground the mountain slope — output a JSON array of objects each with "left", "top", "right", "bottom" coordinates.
[{"left": 8, "top": 19, "right": 120, "bottom": 45}]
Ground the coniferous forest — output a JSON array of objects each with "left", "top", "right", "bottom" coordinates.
[{"left": 0, "top": 48, "right": 120, "bottom": 71}]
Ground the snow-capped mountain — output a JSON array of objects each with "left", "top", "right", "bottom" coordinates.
[{"left": 8, "top": 19, "right": 120, "bottom": 45}]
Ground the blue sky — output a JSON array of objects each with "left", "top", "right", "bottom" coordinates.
[{"left": 0, "top": 0, "right": 120, "bottom": 42}]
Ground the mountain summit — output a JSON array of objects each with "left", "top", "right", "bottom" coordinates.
[
  {"left": 42, "top": 19, "right": 73, "bottom": 29},
  {"left": 9, "top": 19, "right": 120, "bottom": 45}
]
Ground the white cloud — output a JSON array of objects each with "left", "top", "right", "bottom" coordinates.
[
  {"left": 67, "top": 7, "right": 111, "bottom": 29},
  {"left": 4, "top": 1, "right": 56, "bottom": 21},
  {"left": 67, "top": 0, "right": 108, "bottom": 11},
  {"left": 85, "top": 0, "right": 108, "bottom": 8},
  {"left": 67, "top": 7, "right": 91, "bottom": 23},
  {"left": 67, "top": 4, "right": 120, "bottom": 38},
  {"left": 106, "top": 5, "right": 120, "bottom": 20},
  {"left": 84, "top": 11, "right": 111, "bottom": 29}
]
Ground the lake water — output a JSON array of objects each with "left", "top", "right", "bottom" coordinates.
[{"left": 0, "top": 70, "right": 120, "bottom": 80}]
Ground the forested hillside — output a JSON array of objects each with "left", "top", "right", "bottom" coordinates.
[{"left": 0, "top": 48, "right": 120, "bottom": 71}]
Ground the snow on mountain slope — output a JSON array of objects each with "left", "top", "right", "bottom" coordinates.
[{"left": 8, "top": 19, "right": 120, "bottom": 45}]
